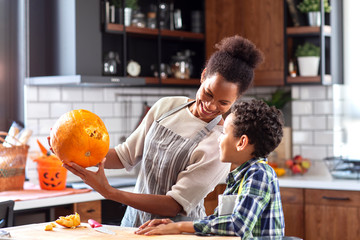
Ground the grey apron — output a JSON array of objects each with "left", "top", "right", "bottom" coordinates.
[{"left": 121, "top": 100, "right": 222, "bottom": 227}]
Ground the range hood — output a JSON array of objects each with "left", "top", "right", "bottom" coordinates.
[
  {"left": 25, "top": 75, "right": 145, "bottom": 87},
  {"left": 28, "top": 0, "right": 141, "bottom": 87}
]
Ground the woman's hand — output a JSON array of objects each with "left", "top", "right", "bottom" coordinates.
[
  {"left": 62, "top": 159, "right": 113, "bottom": 197},
  {"left": 46, "top": 135, "right": 54, "bottom": 153},
  {"left": 135, "top": 221, "right": 181, "bottom": 236}
]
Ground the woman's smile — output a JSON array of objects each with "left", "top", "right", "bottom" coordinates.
[{"left": 200, "top": 101, "right": 216, "bottom": 116}]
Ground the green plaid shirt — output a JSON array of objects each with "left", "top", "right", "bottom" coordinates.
[{"left": 193, "top": 157, "right": 285, "bottom": 240}]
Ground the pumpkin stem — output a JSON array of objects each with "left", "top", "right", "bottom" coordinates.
[{"left": 85, "top": 151, "right": 91, "bottom": 157}]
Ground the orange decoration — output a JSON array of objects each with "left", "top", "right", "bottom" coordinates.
[
  {"left": 34, "top": 155, "right": 67, "bottom": 190},
  {"left": 50, "top": 109, "right": 110, "bottom": 168}
]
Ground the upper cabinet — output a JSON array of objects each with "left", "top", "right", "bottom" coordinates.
[
  {"left": 28, "top": 0, "right": 205, "bottom": 87},
  {"left": 284, "top": 0, "right": 343, "bottom": 85},
  {"left": 205, "top": 0, "right": 343, "bottom": 86},
  {"left": 206, "top": 0, "right": 285, "bottom": 86},
  {"left": 101, "top": 0, "right": 205, "bottom": 86}
]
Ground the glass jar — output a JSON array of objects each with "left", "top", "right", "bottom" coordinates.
[
  {"left": 103, "top": 51, "right": 120, "bottom": 75},
  {"left": 170, "top": 51, "right": 193, "bottom": 79},
  {"left": 131, "top": 12, "right": 146, "bottom": 28}
]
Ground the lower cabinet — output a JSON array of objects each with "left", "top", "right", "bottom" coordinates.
[
  {"left": 204, "top": 184, "right": 226, "bottom": 216},
  {"left": 304, "top": 189, "right": 360, "bottom": 240},
  {"left": 280, "top": 187, "right": 305, "bottom": 239},
  {"left": 74, "top": 200, "right": 101, "bottom": 223},
  {"left": 281, "top": 187, "right": 360, "bottom": 240},
  {"left": 54, "top": 200, "right": 102, "bottom": 223}
]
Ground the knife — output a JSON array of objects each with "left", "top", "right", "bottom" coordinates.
[{"left": 88, "top": 219, "right": 116, "bottom": 235}]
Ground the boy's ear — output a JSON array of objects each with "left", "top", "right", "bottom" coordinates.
[{"left": 236, "top": 135, "right": 248, "bottom": 151}]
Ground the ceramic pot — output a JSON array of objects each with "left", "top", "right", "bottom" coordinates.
[
  {"left": 124, "top": 8, "right": 132, "bottom": 26},
  {"left": 307, "top": 11, "right": 321, "bottom": 26},
  {"left": 297, "top": 56, "right": 320, "bottom": 76}
]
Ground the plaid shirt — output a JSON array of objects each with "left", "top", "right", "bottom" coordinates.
[{"left": 193, "top": 157, "right": 285, "bottom": 240}]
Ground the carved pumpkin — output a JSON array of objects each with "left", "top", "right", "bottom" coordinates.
[
  {"left": 50, "top": 109, "right": 110, "bottom": 168},
  {"left": 55, "top": 212, "right": 81, "bottom": 228},
  {"left": 34, "top": 155, "right": 67, "bottom": 190}
]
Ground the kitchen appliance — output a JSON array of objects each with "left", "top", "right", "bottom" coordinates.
[{"left": 324, "top": 156, "right": 360, "bottom": 179}]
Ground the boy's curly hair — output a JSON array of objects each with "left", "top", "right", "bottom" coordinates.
[
  {"left": 231, "top": 99, "right": 284, "bottom": 158},
  {"left": 205, "top": 35, "right": 264, "bottom": 96}
]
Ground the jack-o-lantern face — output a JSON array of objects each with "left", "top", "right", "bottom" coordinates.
[
  {"left": 34, "top": 155, "right": 67, "bottom": 190},
  {"left": 41, "top": 170, "right": 66, "bottom": 189}
]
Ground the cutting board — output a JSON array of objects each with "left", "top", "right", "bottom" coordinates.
[{"left": 5, "top": 223, "right": 240, "bottom": 240}]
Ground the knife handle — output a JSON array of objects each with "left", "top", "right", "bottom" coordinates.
[{"left": 88, "top": 219, "right": 102, "bottom": 228}]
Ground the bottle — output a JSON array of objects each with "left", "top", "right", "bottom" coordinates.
[
  {"left": 147, "top": 12, "right": 156, "bottom": 29},
  {"left": 288, "top": 59, "right": 297, "bottom": 77}
]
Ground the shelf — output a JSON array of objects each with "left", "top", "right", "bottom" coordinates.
[
  {"left": 286, "top": 75, "right": 331, "bottom": 84},
  {"left": 161, "top": 78, "right": 200, "bottom": 85},
  {"left": 287, "top": 26, "right": 331, "bottom": 36},
  {"left": 106, "top": 23, "right": 204, "bottom": 40},
  {"left": 145, "top": 77, "right": 200, "bottom": 86},
  {"left": 160, "top": 29, "right": 204, "bottom": 40}
]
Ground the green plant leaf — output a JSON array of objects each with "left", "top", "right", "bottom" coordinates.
[{"left": 261, "top": 89, "right": 293, "bottom": 110}]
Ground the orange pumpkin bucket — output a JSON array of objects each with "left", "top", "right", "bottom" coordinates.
[{"left": 34, "top": 155, "right": 67, "bottom": 190}]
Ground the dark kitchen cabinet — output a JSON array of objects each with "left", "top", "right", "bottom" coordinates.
[
  {"left": 205, "top": 0, "right": 285, "bottom": 86},
  {"left": 101, "top": 0, "right": 205, "bottom": 86},
  {"left": 284, "top": 0, "right": 343, "bottom": 85},
  {"left": 28, "top": 0, "right": 205, "bottom": 87}
]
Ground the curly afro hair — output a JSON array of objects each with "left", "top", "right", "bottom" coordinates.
[
  {"left": 231, "top": 99, "right": 284, "bottom": 158},
  {"left": 205, "top": 35, "right": 264, "bottom": 96}
]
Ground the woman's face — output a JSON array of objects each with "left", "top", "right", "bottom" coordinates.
[{"left": 194, "top": 73, "right": 238, "bottom": 122}]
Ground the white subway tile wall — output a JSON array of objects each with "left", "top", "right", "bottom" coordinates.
[
  {"left": 24, "top": 85, "right": 335, "bottom": 181},
  {"left": 24, "top": 86, "right": 198, "bottom": 183},
  {"left": 291, "top": 85, "right": 334, "bottom": 160}
]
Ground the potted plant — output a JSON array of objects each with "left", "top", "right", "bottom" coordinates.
[
  {"left": 297, "top": 0, "right": 331, "bottom": 26},
  {"left": 295, "top": 42, "right": 320, "bottom": 76},
  {"left": 111, "top": 0, "right": 139, "bottom": 26},
  {"left": 124, "top": 0, "right": 138, "bottom": 26}
]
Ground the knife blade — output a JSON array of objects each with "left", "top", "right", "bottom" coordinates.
[{"left": 88, "top": 219, "right": 116, "bottom": 235}]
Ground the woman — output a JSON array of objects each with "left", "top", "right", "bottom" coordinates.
[{"left": 62, "top": 35, "right": 264, "bottom": 227}]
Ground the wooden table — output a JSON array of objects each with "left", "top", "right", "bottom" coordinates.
[{"left": 2, "top": 223, "right": 240, "bottom": 240}]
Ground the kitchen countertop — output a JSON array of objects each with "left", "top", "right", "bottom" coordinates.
[
  {"left": 278, "top": 159, "right": 360, "bottom": 191},
  {"left": 2, "top": 223, "right": 240, "bottom": 240},
  {"left": 14, "top": 186, "right": 134, "bottom": 211}
]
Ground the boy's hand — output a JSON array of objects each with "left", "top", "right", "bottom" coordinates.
[
  {"left": 137, "top": 218, "right": 173, "bottom": 230},
  {"left": 135, "top": 222, "right": 180, "bottom": 235}
]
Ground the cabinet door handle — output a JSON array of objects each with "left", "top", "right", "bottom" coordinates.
[
  {"left": 87, "top": 209, "right": 96, "bottom": 213},
  {"left": 322, "top": 196, "right": 350, "bottom": 201}
]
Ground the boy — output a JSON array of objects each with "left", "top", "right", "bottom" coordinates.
[{"left": 135, "top": 99, "right": 285, "bottom": 239}]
